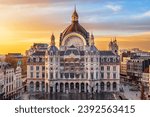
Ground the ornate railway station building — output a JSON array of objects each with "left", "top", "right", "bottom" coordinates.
[{"left": 26, "top": 9, "right": 120, "bottom": 94}]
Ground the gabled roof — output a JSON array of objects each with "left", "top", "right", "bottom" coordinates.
[
  {"left": 99, "top": 51, "right": 116, "bottom": 56},
  {"left": 31, "top": 51, "right": 45, "bottom": 56},
  {"left": 90, "top": 45, "right": 98, "bottom": 52},
  {"left": 48, "top": 45, "right": 58, "bottom": 54}
]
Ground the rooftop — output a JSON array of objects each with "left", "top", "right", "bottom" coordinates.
[
  {"left": 31, "top": 51, "right": 45, "bottom": 56},
  {"left": 100, "top": 51, "right": 116, "bottom": 56}
]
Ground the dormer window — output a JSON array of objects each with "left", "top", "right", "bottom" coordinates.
[
  {"left": 50, "top": 51, "right": 53, "bottom": 56},
  {"left": 104, "top": 58, "right": 106, "bottom": 62},
  {"left": 33, "top": 58, "right": 36, "bottom": 62},
  {"left": 97, "top": 58, "right": 98, "bottom": 62},
  {"left": 107, "top": 58, "right": 110, "bottom": 62},
  {"left": 39, "top": 57, "right": 42, "bottom": 62},
  {"left": 101, "top": 58, "right": 104, "bottom": 62},
  {"left": 113, "top": 58, "right": 116, "bottom": 62},
  {"left": 91, "top": 58, "right": 93, "bottom": 62}
]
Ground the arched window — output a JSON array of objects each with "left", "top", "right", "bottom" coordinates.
[
  {"left": 107, "top": 82, "right": 111, "bottom": 91},
  {"left": 113, "top": 82, "right": 117, "bottom": 91},
  {"left": 100, "top": 82, "right": 104, "bottom": 91},
  {"left": 36, "top": 82, "right": 40, "bottom": 91}
]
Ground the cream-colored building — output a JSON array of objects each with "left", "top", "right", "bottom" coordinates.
[
  {"left": 0, "top": 69, "right": 4, "bottom": 99},
  {"left": 27, "top": 9, "right": 120, "bottom": 94},
  {"left": 0, "top": 62, "right": 23, "bottom": 99},
  {"left": 142, "top": 65, "right": 150, "bottom": 95},
  {"left": 121, "top": 57, "right": 130, "bottom": 75}
]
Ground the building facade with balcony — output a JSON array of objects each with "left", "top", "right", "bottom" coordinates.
[
  {"left": 0, "top": 69, "right": 4, "bottom": 99},
  {"left": 142, "top": 65, "right": 150, "bottom": 95},
  {"left": 26, "top": 9, "right": 120, "bottom": 94},
  {"left": 0, "top": 62, "right": 23, "bottom": 99},
  {"left": 127, "top": 57, "right": 150, "bottom": 84}
]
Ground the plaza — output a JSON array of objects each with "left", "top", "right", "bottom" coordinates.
[{"left": 23, "top": 92, "right": 116, "bottom": 100}]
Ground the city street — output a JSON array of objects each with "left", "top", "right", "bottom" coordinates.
[
  {"left": 123, "top": 85, "right": 141, "bottom": 100},
  {"left": 21, "top": 83, "right": 150, "bottom": 100},
  {"left": 22, "top": 92, "right": 116, "bottom": 100},
  {"left": 120, "top": 83, "right": 141, "bottom": 100}
]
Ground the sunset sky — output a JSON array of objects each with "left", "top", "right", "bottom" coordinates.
[{"left": 0, "top": 0, "right": 150, "bottom": 54}]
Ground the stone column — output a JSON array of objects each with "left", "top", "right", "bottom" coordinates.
[
  {"left": 110, "top": 83, "right": 112, "bottom": 92},
  {"left": 27, "top": 83, "right": 30, "bottom": 93},
  {"left": 74, "top": 83, "right": 76, "bottom": 93},
  {"left": 98, "top": 84, "right": 100, "bottom": 93},
  {"left": 88, "top": 84, "right": 91, "bottom": 93},
  {"left": 85, "top": 84, "right": 87, "bottom": 93},
  {"left": 63, "top": 83, "right": 65, "bottom": 93},
  {"left": 84, "top": 83, "right": 86, "bottom": 93},
  {"left": 48, "top": 84, "right": 50, "bottom": 93},
  {"left": 68, "top": 83, "right": 70, "bottom": 93},
  {"left": 104, "top": 82, "right": 107, "bottom": 92},
  {"left": 53, "top": 84, "right": 55, "bottom": 93},
  {"left": 69, "top": 73, "right": 70, "bottom": 79},
  {"left": 33, "top": 83, "right": 35, "bottom": 92},
  {"left": 117, "top": 83, "right": 120, "bottom": 92},
  {"left": 39, "top": 82, "right": 41, "bottom": 92},
  {"left": 79, "top": 83, "right": 81, "bottom": 93},
  {"left": 99, "top": 83, "right": 101, "bottom": 92},
  {"left": 94, "top": 84, "right": 97, "bottom": 93},
  {"left": 57, "top": 83, "right": 60, "bottom": 92}
]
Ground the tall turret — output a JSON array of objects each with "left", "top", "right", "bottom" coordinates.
[
  {"left": 91, "top": 33, "right": 95, "bottom": 45},
  {"left": 109, "top": 37, "right": 118, "bottom": 55},
  {"left": 48, "top": 33, "right": 58, "bottom": 55},
  {"left": 50, "top": 33, "right": 55, "bottom": 46}
]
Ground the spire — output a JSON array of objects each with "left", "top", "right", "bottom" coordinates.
[
  {"left": 50, "top": 33, "right": 55, "bottom": 46},
  {"left": 114, "top": 36, "right": 117, "bottom": 42},
  {"left": 91, "top": 33, "right": 95, "bottom": 45},
  {"left": 74, "top": 5, "right": 76, "bottom": 11},
  {"left": 72, "top": 5, "right": 78, "bottom": 22}
]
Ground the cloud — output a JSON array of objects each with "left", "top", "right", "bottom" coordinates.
[
  {"left": 82, "top": 18, "right": 150, "bottom": 34},
  {"left": 0, "top": 0, "right": 47, "bottom": 5},
  {"left": 0, "top": 0, "right": 98, "bottom": 5},
  {"left": 134, "top": 10, "right": 150, "bottom": 18},
  {"left": 106, "top": 4, "right": 122, "bottom": 12},
  {"left": 143, "top": 11, "right": 150, "bottom": 17}
]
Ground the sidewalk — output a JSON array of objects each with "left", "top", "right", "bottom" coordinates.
[
  {"left": 21, "top": 92, "right": 29, "bottom": 100},
  {"left": 122, "top": 85, "right": 140, "bottom": 100}
]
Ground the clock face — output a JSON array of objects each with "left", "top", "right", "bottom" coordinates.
[{"left": 64, "top": 36, "right": 84, "bottom": 47}]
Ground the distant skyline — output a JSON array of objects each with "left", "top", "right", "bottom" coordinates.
[{"left": 0, "top": 0, "right": 150, "bottom": 54}]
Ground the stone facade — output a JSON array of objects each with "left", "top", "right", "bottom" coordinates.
[
  {"left": 0, "top": 62, "right": 23, "bottom": 99},
  {"left": 27, "top": 9, "right": 120, "bottom": 94}
]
